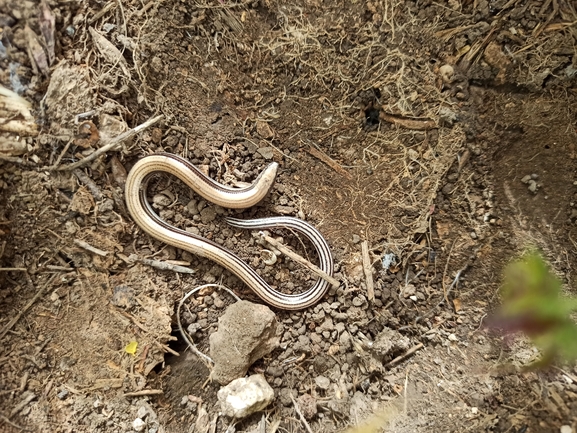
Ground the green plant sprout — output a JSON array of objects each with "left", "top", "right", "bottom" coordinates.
[{"left": 490, "top": 251, "right": 577, "bottom": 368}]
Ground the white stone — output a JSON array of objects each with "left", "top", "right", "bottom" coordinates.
[
  {"left": 132, "top": 418, "right": 145, "bottom": 432},
  {"left": 217, "top": 375, "right": 274, "bottom": 419},
  {"left": 314, "top": 375, "right": 331, "bottom": 390},
  {"left": 136, "top": 406, "right": 148, "bottom": 419},
  {"left": 439, "top": 64, "right": 454, "bottom": 83},
  {"left": 560, "top": 426, "right": 572, "bottom": 433}
]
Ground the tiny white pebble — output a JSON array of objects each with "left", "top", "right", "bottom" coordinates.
[
  {"left": 448, "top": 333, "right": 458, "bottom": 342},
  {"left": 136, "top": 406, "right": 148, "bottom": 419},
  {"left": 471, "top": 407, "right": 478, "bottom": 414},
  {"left": 560, "top": 426, "right": 572, "bottom": 433},
  {"left": 409, "top": 295, "right": 417, "bottom": 301},
  {"left": 133, "top": 418, "right": 146, "bottom": 432},
  {"left": 562, "top": 375, "right": 574, "bottom": 384}
]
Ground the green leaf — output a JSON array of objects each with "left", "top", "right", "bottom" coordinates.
[{"left": 492, "top": 251, "right": 577, "bottom": 367}]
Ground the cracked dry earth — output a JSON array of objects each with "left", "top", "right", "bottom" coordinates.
[{"left": 1, "top": 0, "right": 577, "bottom": 432}]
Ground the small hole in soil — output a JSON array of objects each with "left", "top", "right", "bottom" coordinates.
[
  {"left": 372, "top": 87, "right": 382, "bottom": 98},
  {"left": 365, "top": 107, "right": 380, "bottom": 125},
  {"left": 152, "top": 326, "right": 190, "bottom": 373},
  {"left": 544, "top": 144, "right": 550, "bottom": 149}
]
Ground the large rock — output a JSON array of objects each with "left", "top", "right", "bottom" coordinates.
[
  {"left": 217, "top": 374, "right": 275, "bottom": 419},
  {"left": 209, "top": 301, "right": 279, "bottom": 385}
]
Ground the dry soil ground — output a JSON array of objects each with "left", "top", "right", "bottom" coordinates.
[{"left": 1, "top": 0, "right": 577, "bottom": 432}]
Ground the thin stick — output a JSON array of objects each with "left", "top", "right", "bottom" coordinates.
[
  {"left": 89, "top": 0, "right": 117, "bottom": 23},
  {"left": 123, "top": 389, "right": 163, "bottom": 397},
  {"left": 259, "top": 232, "right": 340, "bottom": 288},
  {"left": 74, "top": 239, "right": 109, "bottom": 257},
  {"left": 289, "top": 394, "right": 314, "bottom": 433},
  {"left": 130, "top": 254, "right": 195, "bottom": 274},
  {"left": 379, "top": 112, "right": 436, "bottom": 130},
  {"left": 403, "top": 368, "right": 409, "bottom": 414},
  {"left": 73, "top": 169, "right": 103, "bottom": 201},
  {"left": 442, "top": 240, "right": 456, "bottom": 304},
  {"left": 44, "top": 140, "right": 72, "bottom": 170},
  {"left": 0, "top": 412, "right": 31, "bottom": 431},
  {"left": 306, "top": 146, "right": 352, "bottom": 180},
  {"left": 0, "top": 268, "right": 27, "bottom": 272},
  {"left": 45, "top": 265, "right": 74, "bottom": 271},
  {"left": 0, "top": 275, "right": 54, "bottom": 340},
  {"left": 0, "top": 155, "right": 36, "bottom": 166},
  {"left": 154, "top": 341, "right": 179, "bottom": 357},
  {"left": 9, "top": 393, "right": 36, "bottom": 418},
  {"left": 55, "top": 114, "right": 163, "bottom": 171},
  {"left": 361, "top": 240, "right": 375, "bottom": 301},
  {"left": 384, "top": 343, "right": 424, "bottom": 368}
]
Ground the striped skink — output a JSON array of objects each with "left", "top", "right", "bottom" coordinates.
[{"left": 125, "top": 153, "right": 334, "bottom": 310}]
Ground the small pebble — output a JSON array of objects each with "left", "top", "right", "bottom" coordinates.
[
  {"left": 439, "top": 64, "right": 454, "bottom": 83},
  {"left": 136, "top": 406, "right": 148, "bottom": 419},
  {"left": 152, "top": 194, "right": 171, "bottom": 207},
  {"left": 314, "top": 375, "right": 331, "bottom": 390},
  {"left": 266, "top": 366, "right": 284, "bottom": 378},
  {"left": 403, "top": 284, "right": 416, "bottom": 297},
  {"left": 528, "top": 180, "right": 537, "bottom": 193},
  {"left": 352, "top": 296, "right": 364, "bottom": 307},
  {"left": 521, "top": 175, "right": 532, "bottom": 184},
  {"left": 257, "top": 147, "right": 274, "bottom": 160},
  {"left": 132, "top": 418, "right": 146, "bottom": 432},
  {"left": 352, "top": 234, "right": 361, "bottom": 244},
  {"left": 470, "top": 232, "right": 477, "bottom": 239},
  {"left": 560, "top": 426, "right": 573, "bottom": 433},
  {"left": 213, "top": 296, "right": 225, "bottom": 309},
  {"left": 57, "top": 389, "right": 69, "bottom": 400}
]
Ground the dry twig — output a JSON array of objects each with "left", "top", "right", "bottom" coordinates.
[
  {"left": 306, "top": 146, "right": 352, "bottom": 180},
  {"left": 361, "top": 240, "right": 375, "bottom": 302},
  {"left": 56, "top": 114, "right": 163, "bottom": 171},
  {"left": 123, "top": 389, "right": 163, "bottom": 397},
  {"left": 9, "top": 393, "right": 36, "bottom": 418},
  {"left": 0, "top": 155, "right": 36, "bottom": 166},
  {"left": 385, "top": 343, "right": 424, "bottom": 368},
  {"left": 73, "top": 169, "right": 103, "bottom": 201},
  {"left": 0, "top": 412, "right": 31, "bottom": 431},
  {"left": 258, "top": 232, "right": 340, "bottom": 288},
  {"left": 379, "top": 112, "right": 436, "bottom": 130},
  {"left": 0, "top": 275, "right": 55, "bottom": 340},
  {"left": 74, "top": 239, "right": 109, "bottom": 257},
  {"left": 127, "top": 254, "right": 195, "bottom": 274},
  {"left": 289, "top": 394, "right": 314, "bottom": 433}
]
